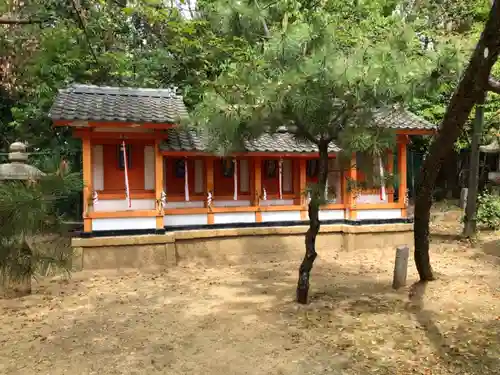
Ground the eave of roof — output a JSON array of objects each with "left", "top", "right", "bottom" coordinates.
[{"left": 159, "top": 128, "right": 341, "bottom": 155}]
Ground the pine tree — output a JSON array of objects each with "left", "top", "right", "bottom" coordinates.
[
  {"left": 191, "top": 0, "right": 452, "bottom": 303},
  {"left": 0, "top": 157, "right": 82, "bottom": 298}
]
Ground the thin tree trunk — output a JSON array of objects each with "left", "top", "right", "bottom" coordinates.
[
  {"left": 463, "top": 94, "right": 486, "bottom": 237},
  {"left": 296, "top": 141, "right": 329, "bottom": 304},
  {"left": 414, "top": 0, "right": 500, "bottom": 281}
]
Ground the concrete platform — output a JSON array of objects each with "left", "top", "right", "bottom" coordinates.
[{"left": 71, "top": 223, "right": 413, "bottom": 270}]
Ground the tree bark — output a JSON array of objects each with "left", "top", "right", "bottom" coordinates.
[
  {"left": 463, "top": 93, "right": 486, "bottom": 237},
  {"left": 296, "top": 140, "right": 329, "bottom": 304},
  {"left": 414, "top": 0, "right": 500, "bottom": 281}
]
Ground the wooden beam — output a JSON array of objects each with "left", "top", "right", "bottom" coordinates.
[
  {"left": 89, "top": 210, "right": 158, "bottom": 218},
  {"left": 253, "top": 157, "right": 262, "bottom": 206},
  {"left": 73, "top": 130, "right": 168, "bottom": 140},
  {"left": 347, "top": 153, "right": 357, "bottom": 220},
  {"left": 53, "top": 120, "right": 177, "bottom": 129},
  {"left": 398, "top": 136, "right": 408, "bottom": 217},
  {"left": 253, "top": 158, "right": 262, "bottom": 222},
  {"left": 155, "top": 140, "right": 164, "bottom": 229},
  {"left": 205, "top": 158, "right": 214, "bottom": 224},
  {"left": 298, "top": 159, "right": 306, "bottom": 205},
  {"left": 355, "top": 202, "right": 404, "bottom": 210},
  {"left": 387, "top": 149, "right": 394, "bottom": 203},
  {"left": 298, "top": 159, "right": 308, "bottom": 219},
  {"left": 82, "top": 136, "right": 92, "bottom": 232},
  {"left": 396, "top": 129, "right": 436, "bottom": 136},
  {"left": 97, "top": 191, "right": 155, "bottom": 199}
]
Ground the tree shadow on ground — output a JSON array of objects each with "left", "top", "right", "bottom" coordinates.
[
  {"left": 467, "top": 238, "right": 500, "bottom": 266},
  {"left": 407, "top": 281, "right": 500, "bottom": 375},
  {"left": 430, "top": 232, "right": 464, "bottom": 243},
  {"left": 2, "top": 227, "right": 500, "bottom": 375},
  {"left": 481, "top": 238, "right": 500, "bottom": 258}
]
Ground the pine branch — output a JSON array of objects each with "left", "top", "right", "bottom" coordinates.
[
  {"left": 0, "top": 17, "right": 42, "bottom": 25},
  {"left": 70, "top": 0, "right": 99, "bottom": 64},
  {"left": 254, "top": 0, "right": 270, "bottom": 38},
  {"left": 294, "top": 121, "right": 319, "bottom": 145}
]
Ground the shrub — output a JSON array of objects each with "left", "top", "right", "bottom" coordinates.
[{"left": 476, "top": 192, "right": 500, "bottom": 230}]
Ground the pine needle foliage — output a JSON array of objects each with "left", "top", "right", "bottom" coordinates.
[
  {"left": 190, "top": 0, "right": 459, "bottom": 303},
  {"left": 192, "top": 0, "right": 455, "bottom": 185},
  {"left": 0, "top": 163, "right": 82, "bottom": 292}
]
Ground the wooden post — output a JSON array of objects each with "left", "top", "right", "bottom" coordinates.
[
  {"left": 82, "top": 135, "right": 92, "bottom": 232},
  {"left": 387, "top": 149, "right": 394, "bottom": 203},
  {"left": 253, "top": 157, "right": 262, "bottom": 222},
  {"left": 298, "top": 159, "right": 307, "bottom": 220},
  {"left": 392, "top": 245, "right": 410, "bottom": 289},
  {"left": 154, "top": 140, "right": 164, "bottom": 230},
  {"left": 346, "top": 153, "right": 357, "bottom": 220},
  {"left": 398, "top": 136, "right": 408, "bottom": 217},
  {"left": 205, "top": 158, "right": 214, "bottom": 224}
]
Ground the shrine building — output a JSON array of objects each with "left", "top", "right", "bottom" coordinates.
[{"left": 49, "top": 84, "right": 436, "bottom": 269}]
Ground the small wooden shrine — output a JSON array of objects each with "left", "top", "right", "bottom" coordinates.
[{"left": 49, "top": 84, "right": 436, "bottom": 235}]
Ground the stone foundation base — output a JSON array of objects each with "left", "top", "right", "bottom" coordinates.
[{"left": 71, "top": 224, "right": 413, "bottom": 270}]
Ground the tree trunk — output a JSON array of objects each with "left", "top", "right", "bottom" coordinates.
[
  {"left": 463, "top": 94, "right": 486, "bottom": 237},
  {"left": 296, "top": 140, "right": 329, "bottom": 304},
  {"left": 414, "top": 0, "right": 500, "bottom": 281}
]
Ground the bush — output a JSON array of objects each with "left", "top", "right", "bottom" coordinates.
[
  {"left": 476, "top": 193, "right": 500, "bottom": 230},
  {"left": 0, "top": 167, "right": 81, "bottom": 298}
]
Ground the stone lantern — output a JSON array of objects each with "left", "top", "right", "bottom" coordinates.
[
  {"left": 0, "top": 141, "right": 44, "bottom": 298},
  {"left": 0, "top": 141, "right": 44, "bottom": 182}
]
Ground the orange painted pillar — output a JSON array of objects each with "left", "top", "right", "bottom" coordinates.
[
  {"left": 82, "top": 135, "right": 93, "bottom": 232},
  {"left": 398, "top": 135, "right": 409, "bottom": 217},
  {"left": 298, "top": 159, "right": 307, "bottom": 220},
  {"left": 155, "top": 140, "right": 164, "bottom": 230},
  {"left": 387, "top": 149, "right": 394, "bottom": 203},
  {"left": 345, "top": 153, "right": 357, "bottom": 220},
  {"left": 205, "top": 158, "right": 214, "bottom": 224},
  {"left": 253, "top": 157, "right": 262, "bottom": 222}
]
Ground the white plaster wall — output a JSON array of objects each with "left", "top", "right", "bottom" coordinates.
[
  {"left": 356, "top": 193, "right": 388, "bottom": 204},
  {"left": 260, "top": 199, "right": 294, "bottom": 206},
  {"left": 92, "top": 145, "right": 104, "bottom": 191},
  {"left": 283, "top": 159, "right": 292, "bottom": 192},
  {"left": 164, "top": 214, "right": 208, "bottom": 226},
  {"left": 213, "top": 212, "right": 255, "bottom": 224},
  {"left": 261, "top": 210, "right": 302, "bottom": 222},
  {"left": 93, "top": 199, "right": 155, "bottom": 212},
  {"left": 240, "top": 159, "right": 249, "bottom": 193},
  {"left": 92, "top": 217, "right": 156, "bottom": 231},
  {"left": 194, "top": 159, "right": 204, "bottom": 193},
  {"left": 356, "top": 209, "right": 402, "bottom": 220},
  {"left": 212, "top": 200, "right": 252, "bottom": 207},
  {"left": 143, "top": 145, "right": 155, "bottom": 190},
  {"left": 164, "top": 201, "right": 204, "bottom": 209},
  {"left": 318, "top": 209, "right": 345, "bottom": 221}
]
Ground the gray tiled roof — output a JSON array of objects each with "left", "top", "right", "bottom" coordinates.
[
  {"left": 373, "top": 107, "right": 435, "bottom": 130},
  {"left": 160, "top": 107, "right": 435, "bottom": 154},
  {"left": 160, "top": 128, "right": 341, "bottom": 154},
  {"left": 49, "top": 84, "right": 188, "bottom": 124}
]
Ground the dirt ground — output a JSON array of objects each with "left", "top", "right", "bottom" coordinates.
[{"left": 1, "top": 214, "right": 499, "bottom": 375}]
